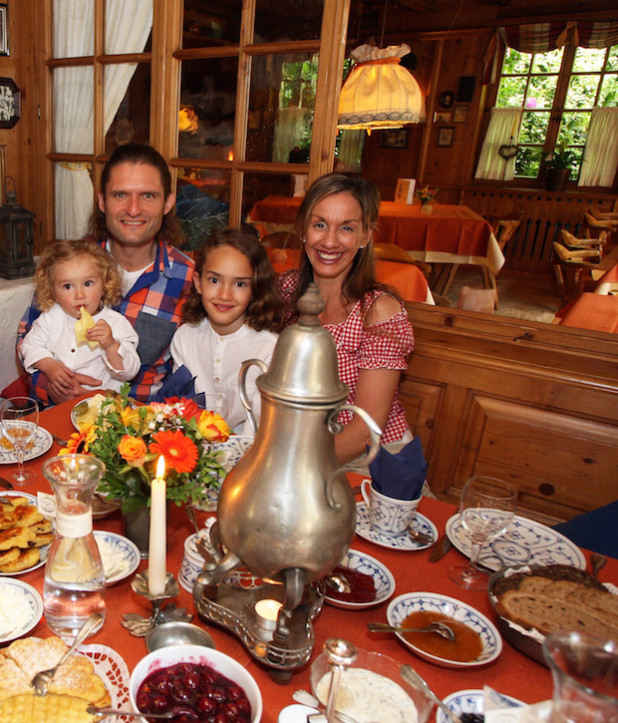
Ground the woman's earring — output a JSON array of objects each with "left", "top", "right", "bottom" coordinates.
[{"left": 302, "top": 238, "right": 306, "bottom": 243}]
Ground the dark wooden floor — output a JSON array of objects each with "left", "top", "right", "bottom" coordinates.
[{"left": 435, "top": 265, "right": 562, "bottom": 323}]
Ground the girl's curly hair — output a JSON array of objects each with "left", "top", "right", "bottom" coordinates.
[
  {"left": 182, "top": 228, "right": 285, "bottom": 333},
  {"left": 34, "top": 239, "right": 121, "bottom": 312}
]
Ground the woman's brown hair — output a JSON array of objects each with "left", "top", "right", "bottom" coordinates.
[
  {"left": 182, "top": 228, "right": 285, "bottom": 332},
  {"left": 34, "top": 239, "right": 121, "bottom": 312}
]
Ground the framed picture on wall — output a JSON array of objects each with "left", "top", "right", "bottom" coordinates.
[
  {"left": 437, "top": 126, "right": 454, "bottom": 147},
  {"left": 379, "top": 128, "right": 409, "bottom": 149},
  {"left": 0, "top": 4, "right": 8, "bottom": 57},
  {"left": 453, "top": 105, "right": 468, "bottom": 123},
  {"left": 433, "top": 111, "right": 451, "bottom": 124}
]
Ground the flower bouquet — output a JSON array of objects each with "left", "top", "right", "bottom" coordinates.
[
  {"left": 416, "top": 185, "right": 439, "bottom": 206},
  {"left": 61, "top": 384, "right": 231, "bottom": 514}
]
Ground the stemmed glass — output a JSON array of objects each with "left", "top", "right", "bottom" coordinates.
[
  {"left": 448, "top": 475, "right": 518, "bottom": 590},
  {"left": 0, "top": 396, "right": 39, "bottom": 485}
]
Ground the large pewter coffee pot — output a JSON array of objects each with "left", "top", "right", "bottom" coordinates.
[{"left": 214, "top": 284, "right": 381, "bottom": 611}]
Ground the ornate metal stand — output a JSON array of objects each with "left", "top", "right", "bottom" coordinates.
[
  {"left": 194, "top": 579, "right": 324, "bottom": 683},
  {"left": 121, "top": 571, "right": 193, "bottom": 637}
]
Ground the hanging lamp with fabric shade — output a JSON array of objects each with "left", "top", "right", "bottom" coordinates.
[{"left": 338, "top": 44, "right": 425, "bottom": 131}]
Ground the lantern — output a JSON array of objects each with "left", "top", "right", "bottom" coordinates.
[{"left": 0, "top": 187, "right": 36, "bottom": 279}]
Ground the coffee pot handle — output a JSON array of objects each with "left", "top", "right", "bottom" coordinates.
[
  {"left": 325, "top": 404, "right": 382, "bottom": 510},
  {"left": 238, "top": 358, "right": 269, "bottom": 436}
]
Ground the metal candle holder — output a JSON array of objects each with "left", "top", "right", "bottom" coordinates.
[{"left": 122, "top": 571, "right": 193, "bottom": 637}]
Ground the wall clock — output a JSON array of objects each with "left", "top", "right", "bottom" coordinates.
[{"left": 0, "top": 78, "right": 20, "bottom": 129}]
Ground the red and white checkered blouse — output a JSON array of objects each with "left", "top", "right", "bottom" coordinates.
[{"left": 279, "top": 271, "right": 415, "bottom": 444}]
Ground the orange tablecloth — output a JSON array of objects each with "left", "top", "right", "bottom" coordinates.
[
  {"left": 265, "top": 247, "right": 433, "bottom": 304},
  {"left": 250, "top": 196, "right": 504, "bottom": 274},
  {"left": 11, "top": 401, "right": 618, "bottom": 723},
  {"left": 555, "top": 292, "right": 618, "bottom": 333}
]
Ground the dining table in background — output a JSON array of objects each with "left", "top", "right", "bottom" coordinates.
[
  {"left": 264, "top": 246, "right": 434, "bottom": 305},
  {"left": 554, "top": 292, "right": 618, "bottom": 333},
  {"left": 0, "top": 274, "right": 34, "bottom": 394},
  {"left": 249, "top": 196, "right": 504, "bottom": 296},
  {"left": 7, "top": 399, "right": 618, "bottom": 723}
]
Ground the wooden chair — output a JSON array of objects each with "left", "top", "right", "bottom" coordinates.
[
  {"left": 552, "top": 241, "right": 601, "bottom": 304},
  {"left": 492, "top": 216, "right": 522, "bottom": 252},
  {"left": 372, "top": 242, "right": 432, "bottom": 279},
  {"left": 584, "top": 211, "right": 618, "bottom": 244},
  {"left": 560, "top": 227, "right": 607, "bottom": 254},
  {"left": 260, "top": 231, "right": 302, "bottom": 249}
]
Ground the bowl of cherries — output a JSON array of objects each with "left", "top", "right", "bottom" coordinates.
[{"left": 129, "top": 644, "right": 262, "bottom": 723}]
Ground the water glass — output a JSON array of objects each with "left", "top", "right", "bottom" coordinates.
[{"left": 0, "top": 396, "right": 39, "bottom": 484}]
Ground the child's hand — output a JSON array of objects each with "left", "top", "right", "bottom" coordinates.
[
  {"left": 87, "top": 319, "right": 115, "bottom": 350},
  {"left": 44, "top": 360, "right": 78, "bottom": 396}
]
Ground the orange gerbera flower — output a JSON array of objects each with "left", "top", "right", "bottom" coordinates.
[
  {"left": 149, "top": 430, "right": 198, "bottom": 474},
  {"left": 60, "top": 426, "right": 96, "bottom": 455}
]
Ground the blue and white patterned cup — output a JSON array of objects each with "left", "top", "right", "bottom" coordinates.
[{"left": 361, "top": 478, "right": 420, "bottom": 537}]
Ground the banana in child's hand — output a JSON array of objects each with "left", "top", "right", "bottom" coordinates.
[{"left": 74, "top": 307, "right": 98, "bottom": 349}]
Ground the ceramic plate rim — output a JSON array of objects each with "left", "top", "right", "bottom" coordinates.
[
  {"left": 355, "top": 501, "right": 438, "bottom": 551},
  {"left": 0, "top": 424, "right": 53, "bottom": 465},
  {"left": 436, "top": 688, "right": 524, "bottom": 723},
  {"left": 94, "top": 530, "right": 140, "bottom": 586},
  {"left": 445, "top": 513, "right": 586, "bottom": 571},
  {"left": 0, "top": 578, "right": 43, "bottom": 642},
  {"left": 324, "top": 547, "right": 395, "bottom": 610},
  {"left": 386, "top": 591, "right": 502, "bottom": 668},
  {"left": 0, "top": 491, "right": 51, "bottom": 576}
]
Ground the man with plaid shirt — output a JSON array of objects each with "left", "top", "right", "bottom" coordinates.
[{"left": 17, "top": 144, "right": 194, "bottom": 405}]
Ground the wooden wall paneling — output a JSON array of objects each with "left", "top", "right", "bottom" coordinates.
[{"left": 401, "top": 302, "right": 618, "bottom": 525}]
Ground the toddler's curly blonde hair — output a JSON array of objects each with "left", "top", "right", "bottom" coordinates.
[{"left": 34, "top": 239, "right": 121, "bottom": 312}]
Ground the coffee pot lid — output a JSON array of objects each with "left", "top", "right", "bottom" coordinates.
[{"left": 257, "top": 283, "right": 348, "bottom": 404}]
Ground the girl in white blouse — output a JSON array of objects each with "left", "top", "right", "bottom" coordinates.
[{"left": 171, "top": 228, "right": 284, "bottom": 436}]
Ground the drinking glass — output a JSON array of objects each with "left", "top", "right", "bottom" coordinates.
[
  {"left": 0, "top": 396, "right": 39, "bottom": 484},
  {"left": 448, "top": 475, "right": 517, "bottom": 590}
]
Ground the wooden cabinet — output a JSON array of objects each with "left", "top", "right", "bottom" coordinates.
[{"left": 402, "top": 303, "right": 618, "bottom": 526}]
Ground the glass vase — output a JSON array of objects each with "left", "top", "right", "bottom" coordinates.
[{"left": 42, "top": 454, "right": 106, "bottom": 641}]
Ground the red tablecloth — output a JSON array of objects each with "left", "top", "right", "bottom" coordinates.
[
  {"left": 555, "top": 292, "right": 618, "bottom": 333},
  {"left": 265, "top": 247, "right": 432, "bottom": 304},
  {"left": 250, "top": 197, "right": 504, "bottom": 274},
  {"left": 10, "top": 400, "right": 618, "bottom": 723}
]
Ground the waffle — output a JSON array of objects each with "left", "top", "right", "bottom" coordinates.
[
  {"left": 0, "top": 636, "right": 111, "bottom": 722},
  {"left": 0, "top": 693, "right": 96, "bottom": 723}
]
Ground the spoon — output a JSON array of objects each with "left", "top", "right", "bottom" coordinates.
[
  {"left": 367, "top": 621, "right": 455, "bottom": 641},
  {"left": 400, "top": 665, "right": 461, "bottom": 723},
  {"left": 186, "top": 505, "right": 200, "bottom": 534},
  {"left": 590, "top": 552, "right": 607, "bottom": 581},
  {"left": 88, "top": 705, "right": 197, "bottom": 719},
  {"left": 407, "top": 526, "right": 434, "bottom": 545}
]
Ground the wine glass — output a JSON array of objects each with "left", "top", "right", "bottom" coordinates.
[
  {"left": 448, "top": 475, "right": 517, "bottom": 590},
  {"left": 1, "top": 396, "right": 39, "bottom": 485}
]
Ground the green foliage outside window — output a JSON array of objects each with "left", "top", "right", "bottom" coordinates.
[{"left": 496, "top": 44, "right": 618, "bottom": 182}]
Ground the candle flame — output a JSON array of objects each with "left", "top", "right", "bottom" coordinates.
[
  {"left": 227, "top": 150, "right": 234, "bottom": 161},
  {"left": 156, "top": 455, "right": 166, "bottom": 479}
]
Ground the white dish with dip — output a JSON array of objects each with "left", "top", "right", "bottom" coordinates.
[
  {"left": 94, "top": 530, "right": 140, "bottom": 586},
  {"left": 0, "top": 578, "right": 43, "bottom": 643},
  {"left": 437, "top": 688, "right": 525, "bottom": 723}
]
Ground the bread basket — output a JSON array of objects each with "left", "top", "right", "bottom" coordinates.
[{"left": 487, "top": 563, "right": 613, "bottom": 667}]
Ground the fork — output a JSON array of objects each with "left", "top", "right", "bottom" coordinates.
[{"left": 31, "top": 613, "right": 103, "bottom": 696}]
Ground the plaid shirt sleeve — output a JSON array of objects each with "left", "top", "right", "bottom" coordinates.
[{"left": 16, "top": 297, "right": 49, "bottom": 405}]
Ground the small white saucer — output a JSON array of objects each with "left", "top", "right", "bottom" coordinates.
[
  {"left": 355, "top": 502, "right": 437, "bottom": 551},
  {"left": 278, "top": 704, "right": 319, "bottom": 723}
]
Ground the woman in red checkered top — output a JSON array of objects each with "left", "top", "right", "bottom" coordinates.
[{"left": 278, "top": 173, "right": 415, "bottom": 464}]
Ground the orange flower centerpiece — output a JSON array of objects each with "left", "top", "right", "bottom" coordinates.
[
  {"left": 416, "top": 185, "right": 439, "bottom": 207},
  {"left": 61, "top": 384, "right": 231, "bottom": 514}
]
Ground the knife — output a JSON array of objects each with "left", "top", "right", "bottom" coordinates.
[
  {"left": 0, "top": 476, "right": 13, "bottom": 490},
  {"left": 428, "top": 533, "right": 452, "bottom": 562}
]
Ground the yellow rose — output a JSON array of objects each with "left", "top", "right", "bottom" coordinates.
[
  {"left": 119, "top": 405, "right": 142, "bottom": 431},
  {"left": 197, "top": 411, "right": 231, "bottom": 442},
  {"left": 118, "top": 435, "right": 148, "bottom": 467}
]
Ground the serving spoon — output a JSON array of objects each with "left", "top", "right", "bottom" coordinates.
[
  {"left": 88, "top": 706, "right": 197, "bottom": 719},
  {"left": 400, "top": 665, "right": 461, "bottom": 723},
  {"left": 367, "top": 620, "right": 455, "bottom": 641}
]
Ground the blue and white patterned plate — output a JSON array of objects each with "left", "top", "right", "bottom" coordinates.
[
  {"left": 94, "top": 531, "right": 140, "bottom": 586},
  {"left": 436, "top": 689, "right": 524, "bottom": 723},
  {"left": 387, "top": 592, "right": 502, "bottom": 668},
  {"left": 355, "top": 501, "right": 437, "bottom": 551},
  {"left": 0, "top": 424, "right": 52, "bottom": 464},
  {"left": 325, "top": 548, "right": 395, "bottom": 610},
  {"left": 0, "top": 578, "right": 43, "bottom": 642},
  {"left": 445, "top": 513, "right": 586, "bottom": 571}
]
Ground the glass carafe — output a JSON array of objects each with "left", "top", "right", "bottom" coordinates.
[
  {"left": 543, "top": 630, "right": 618, "bottom": 723},
  {"left": 42, "top": 454, "right": 106, "bottom": 640}
]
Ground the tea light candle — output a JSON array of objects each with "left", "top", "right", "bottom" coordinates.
[
  {"left": 148, "top": 456, "right": 167, "bottom": 596},
  {"left": 254, "top": 598, "right": 282, "bottom": 630}
]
